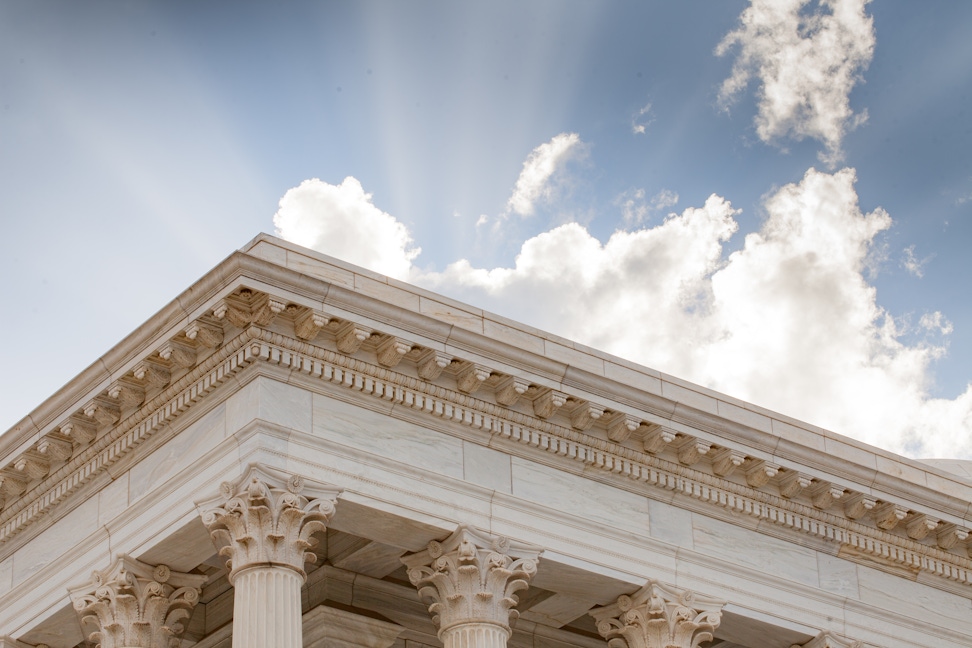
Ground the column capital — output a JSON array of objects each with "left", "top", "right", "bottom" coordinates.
[
  {"left": 401, "top": 525, "right": 543, "bottom": 637},
  {"left": 68, "top": 555, "right": 206, "bottom": 648},
  {"left": 792, "top": 632, "right": 863, "bottom": 648},
  {"left": 197, "top": 463, "right": 341, "bottom": 582},
  {"left": 590, "top": 580, "right": 724, "bottom": 648}
]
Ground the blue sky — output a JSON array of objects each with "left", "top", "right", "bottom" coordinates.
[{"left": 2, "top": 1, "right": 971, "bottom": 458}]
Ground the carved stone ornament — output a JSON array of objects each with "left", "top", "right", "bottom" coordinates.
[
  {"left": 792, "top": 631, "right": 863, "bottom": 648},
  {"left": 589, "top": 580, "right": 725, "bottom": 648},
  {"left": 400, "top": 525, "right": 542, "bottom": 637},
  {"left": 197, "top": 463, "right": 341, "bottom": 582},
  {"left": 68, "top": 555, "right": 206, "bottom": 648}
]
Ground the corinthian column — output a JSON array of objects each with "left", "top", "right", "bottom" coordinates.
[
  {"left": 401, "top": 525, "right": 542, "bottom": 648},
  {"left": 68, "top": 555, "right": 206, "bottom": 648},
  {"left": 589, "top": 580, "right": 724, "bottom": 648},
  {"left": 197, "top": 464, "right": 341, "bottom": 648}
]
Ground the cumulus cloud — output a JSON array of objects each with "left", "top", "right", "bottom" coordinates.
[
  {"left": 272, "top": 166, "right": 972, "bottom": 458},
  {"left": 423, "top": 168, "right": 971, "bottom": 458},
  {"left": 506, "top": 133, "right": 584, "bottom": 217},
  {"left": 272, "top": 177, "right": 419, "bottom": 280},
  {"left": 716, "top": 0, "right": 875, "bottom": 166}
]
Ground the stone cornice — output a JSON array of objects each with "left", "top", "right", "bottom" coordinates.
[
  {"left": 3, "top": 242, "right": 972, "bottom": 593},
  {"left": 5, "top": 240, "right": 970, "bottom": 521}
]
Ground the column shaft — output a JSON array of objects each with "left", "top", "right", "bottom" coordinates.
[
  {"left": 232, "top": 567, "right": 304, "bottom": 648},
  {"left": 441, "top": 623, "right": 510, "bottom": 648}
]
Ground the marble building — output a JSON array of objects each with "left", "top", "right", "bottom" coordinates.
[{"left": 0, "top": 234, "right": 971, "bottom": 648}]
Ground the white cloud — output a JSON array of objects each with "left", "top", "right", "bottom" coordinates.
[
  {"left": 272, "top": 177, "right": 419, "bottom": 280},
  {"left": 716, "top": 0, "right": 875, "bottom": 166},
  {"left": 617, "top": 188, "right": 679, "bottom": 227},
  {"left": 650, "top": 189, "right": 679, "bottom": 213},
  {"left": 902, "top": 244, "right": 932, "bottom": 278},
  {"left": 506, "top": 133, "right": 583, "bottom": 217},
  {"left": 632, "top": 103, "right": 653, "bottom": 135},
  {"left": 273, "top": 166, "right": 972, "bottom": 459}
]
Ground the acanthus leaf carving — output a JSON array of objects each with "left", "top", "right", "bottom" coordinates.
[
  {"left": 842, "top": 493, "right": 876, "bottom": 520},
  {"left": 197, "top": 463, "right": 341, "bottom": 582},
  {"left": 416, "top": 349, "right": 452, "bottom": 381},
  {"left": 83, "top": 398, "right": 121, "bottom": 427},
  {"left": 0, "top": 472, "right": 28, "bottom": 497},
  {"left": 744, "top": 459, "right": 779, "bottom": 488},
  {"left": 60, "top": 416, "right": 98, "bottom": 445},
  {"left": 68, "top": 554, "right": 206, "bottom": 648},
  {"left": 674, "top": 437, "right": 711, "bottom": 466},
  {"left": 335, "top": 322, "right": 372, "bottom": 355},
  {"left": 569, "top": 401, "right": 605, "bottom": 431},
  {"left": 605, "top": 413, "right": 641, "bottom": 443},
  {"left": 494, "top": 376, "right": 530, "bottom": 407},
  {"left": 107, "top": 379, "right": 146, "bottom": 409},
  {"left": 376, "top": 336, "right": 413, "bottom": 368},
  {"left": 455, "top": 363, "right": 492, "bottom": 394},
  {"left": 401, "top": 525, "right": 542, "bottom": 638},
  {"left": 709, "top": 448, "right": 746, "bottom": 477},
  {"left": 213, "top": 297, "right": 252, "bottom": 328},
  {"left": 871, "top": 501, "right": 908, "bottom": 531},
  {"left": 158, "top": 340, "right": 197, "bottom": 369},
  {"left": 251, "top": 294, "right": 286, "bottom": 327},
  {"left": 808, "top": 482, "right": 845, "bottom": 510},
  {"left": 293, "top": 308, "right": 331, "bottom": 341},
  {"left": 777, "top": 470, "right": 813, "bottom": 499},
  {"left": 589, "top": 580, "right": 724, "bottom": 648},
  {"left": 936, "top": 523, "right": 969, "bottom": 550},
  {"left": 532, "top": 389, "right": 568, "bottom": 419},
  {"left": 36, "top": 435, "right": 74, "bottom": 462},
  {"left": 185, "top": 320, "right": 224, "bottom": 347},
  {"left": 904, "top": 513, "right": 939, "bottom": 541},
  {"left": 642, "top": 424, "right": 677, "bottom": 454},
  {"left": 133, "top": 359, "right": 171, "bottom": 389},
  {"left": 14, "top": 452, "right": 50, "bottom": 480}
]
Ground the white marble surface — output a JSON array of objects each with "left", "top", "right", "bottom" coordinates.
[
  {"left": 312, "top": 392, "right": 465, "bottom": 480},
  {"left": 856, "top": 564, "right": 972, "bottom": 627},
  {"left": 97, "top": 472, "right": 130, "bottom": 528},
  {"left": 12, "top": 497, "right": 99, "bottom": 586},
  {"left": 510, "top": 457, "right": 650, "bottom": 538},
  {"left": 815, "top": 552, "right": 859, "bottom": 598},
  {"left": 463, "top": 441, "right": 512, "bottom": 493},
  {"left": 647, "top": 499, "right": 695, "bottom": 549},
  {"left": 129, "top": 403, "right": 227, "bottom": 503},
  {"left": 691, "top": 515, "right": 819, "bottom": 588}
]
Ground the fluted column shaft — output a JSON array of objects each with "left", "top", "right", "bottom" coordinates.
[
  {"left": 440, "top": 622, "right": 511, "bottom": 648},
  {"left": 231, "top": 567, "right": 304, "bottom": 648},
  {"left": 198, "top": 464, "right": 341, "bottom": 648}
]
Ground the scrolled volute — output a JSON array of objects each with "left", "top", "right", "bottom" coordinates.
[
  {"left": 68, "top": 555, "right": 206, "bottom": 648},
  {"left": 197, "top": 463, "right": 341, "bottom": 582},
  {"left": 590, "top": 580, "right": 724, "bottom": 648},
  {"left": 401, "top": 525, "right": 542, "bottom": 636}
]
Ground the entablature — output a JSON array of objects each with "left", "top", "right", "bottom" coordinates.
[{"left": 3, "top": 241, "right": 972, "bottom": 603}]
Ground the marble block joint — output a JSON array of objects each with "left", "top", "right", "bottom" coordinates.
[
  {"left": 589, "top": 580, "right": 725, "bottom": 648},
  {"left": 68, "top": 555, "right": 206, "bottom": 648},
  {"left": 401, "top": 525, "right": 543, "bottom": 648}
]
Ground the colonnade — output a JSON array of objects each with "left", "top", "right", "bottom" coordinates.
[{"left": 66, "top": 465, "right": 861, "bottom": 648}]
